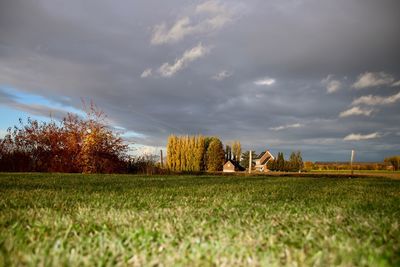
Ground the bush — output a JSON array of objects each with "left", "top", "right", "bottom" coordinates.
[{"left": 0, "top": 103, "right": 127, "bottom": 173}]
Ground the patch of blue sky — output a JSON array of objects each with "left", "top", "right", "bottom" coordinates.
[
  {"left": 122, "top": 130, "right": 146, "bottom": 139},
  {"left": 0, "top": 106, "right": 50, "bottom": 138},
  {"left": 0, "top": 85, "right": 86, "bottom": 137},
  {"left": 0, "top": 86, "right": 148, "bottom": 141},
  {"left": 0, "top": 85, "right": 84, "bottom": 116}
]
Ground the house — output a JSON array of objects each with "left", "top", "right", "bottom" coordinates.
[
  {"left": 254, "top": 150, "right": 274, "bottom": 172},
  {"left": 223, "top": 160, "right": 245, "bottom": 172}
]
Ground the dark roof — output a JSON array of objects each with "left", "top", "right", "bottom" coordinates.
[
  {"left": 255, "top": 150, "right": 274, "bottom": 165},
  {"left": 257, "top": 151, "right": 266, "bottom": 159},
  {"left": 225, "top": 159, "right": 246, "bottom": 171}
]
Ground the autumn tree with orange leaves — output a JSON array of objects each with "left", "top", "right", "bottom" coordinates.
[{"left": 0, "top": 102, "right": 127, "bottom": 173}]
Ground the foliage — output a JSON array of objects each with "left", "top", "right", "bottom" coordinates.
[
  {"left": 384, "top": 155, "right": 400, "bottom": 171},
  {"left": 267, "top": 158, "right": 276, "bottom": 171},
  {"left": 276, "top": 152, "right": 285, "bottom": 171},
  {"left": 224, "top": 141, "right": 242, "bottom": 162},
  {"left": 166, "top": 135, "right": 226, "bottom": 172},
  {"left": 312, "top": 162, "right": 393, "bottom": 171},
  {"left": 267, "top": 151, "right": 303, "bottom": 172},
  {"left": 231, "top": 141, "right": 241, "bottom": 161},
  {"left": 126, "top": 155, "right": 166, "bottom": 175},
  {"left": 0, "top": 173, "right": 399, "bottom": 266},
  {"left": 225, "top": 144, "right": 232, "bottom": 161},
  {"left": 206, "top": 138, "right": 225, "bottom": 171},
  {"left": 303, "top": 161, "right": 315, "bottom": 171},
  {"left": 287, "top": 151, "right": 304, "bottom": 172},
  {"left": 166, "top": 135, "right": 206, "bottom": 172},
  {"left": 240, "top": 150, "right": 256, "bottom": 169},
  {"left": 0, "top": 103, "right": 127, "bottom": 173}
]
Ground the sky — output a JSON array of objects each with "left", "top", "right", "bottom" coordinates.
[{"left": 0, "top": 0, "right": 399, "bottom": 161}]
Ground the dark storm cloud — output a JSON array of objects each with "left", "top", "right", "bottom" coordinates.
[{"left": 0, "top": 0, "right": 399, "bottom": 160}]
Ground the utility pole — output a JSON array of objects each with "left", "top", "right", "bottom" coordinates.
[
  {"left": 160, "top": 149, "right": 164, "bottom": 168},
  {"left": 249, "top": 150, "right": 252, "bottom": 174},
  {"left": 350, "top": 149, "right": 355, "bottom": 176}
]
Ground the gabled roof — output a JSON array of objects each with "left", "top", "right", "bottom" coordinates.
[
  {"left": 258, "top": 151, "right": 266, "bottom": 159},
  {"left": 224, "top": 159, "right": 245, "bottom": 171},
  {"left": 256, "top": 150, "right": 274, "bottom": 165}
]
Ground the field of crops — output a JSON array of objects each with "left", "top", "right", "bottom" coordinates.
[{"left": 0, "top": 173, "right": 399, "bottom": 266}]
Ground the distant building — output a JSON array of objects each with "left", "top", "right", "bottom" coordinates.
[
  {"left": 254, "top": 150, "right": 274, "bottom": 172},
  {"left": 223, "top": 160, "right": 245, "bottom": 172}
]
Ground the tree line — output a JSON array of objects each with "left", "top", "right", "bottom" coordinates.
[
  {"left": 239, "top": 150, "right": 304, "bottom": 172},
  {"left": 267, "top": 151, "right": 304, "bottom": 172},
  {"left": 0, "top": 97, "right": 305, "bottom": 174},
  {"left": 384, "top": 156, "right": 400, "bottom": 171},
  {"left": 166, "top": 135, "right": 227, "bottom": 172},
  {"left": 224, "top": 141, "right": 242, "bottom": 162}
]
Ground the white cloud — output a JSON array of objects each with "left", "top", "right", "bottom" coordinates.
[
  {"left": 344, "top": 132, "right": 380, "bottom": 141},
  {"left": 339, "top": 106, "right": 375, "bottom": 118},
  {"left": 140, "top": 68, "right": 152, "bottom": 78},
  {"left": 151, "top": 17, "right": 192, "bottom": 45},
  {"left": 254, "top": 78, "right": 276, "bottom": 86},
  {"left": 351, "top": 91, "right": 400, "bottom": 106},
  {"left": 270, "top": 123, "right": 303, "bottom": 131},
  {"left": 392, "top": 80, "right": 400, "bottom": 87},
  {"left": 321, "top": 74, "right": 341, "bottom": 94},
  {"left": 129, "top": 144, "right": 165, "bottom": 157},
  {"left": 196, "top": 0, "right": 226, "bottom": 14},
  {"left": 212, "top": 70, "right": 232, "bottom": 81},
  {"left": 352, "top": 72, "right": 395, "bottom": 89},
  {"left": 151, "top": 1, "right": 232, "bottom": 45},
  {"left": 158, "top": 43, "right": 209, "bottom": 77}
]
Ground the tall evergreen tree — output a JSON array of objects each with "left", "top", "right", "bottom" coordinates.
[
  {"left": 276, "top": 152, "right": 285, "bottom": 171},
  {"left": 240, "top": 150, "right": 256, "bottom": 169},
  {"left": 267, "top": 159, "right": 276, "bottom": 171},
  {"left": 225, "top": 144, "right": 232, "bottom": 161}
]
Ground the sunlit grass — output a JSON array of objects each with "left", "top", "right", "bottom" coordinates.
[{"left": 0, "top": 173, "right": 399, "bottom": 266}]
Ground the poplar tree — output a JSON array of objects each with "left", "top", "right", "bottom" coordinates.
[
  {"left": 194, "top": 135, "right": 205, "bottom": 171},
  {"left": 180, "top": 136, "right": 186, "bottom": 171},
  {"left": 166, "top": 135, "right": 175, "bottom": 171},
  {"left": 188, "top": 136, "right": 195, "bottom": 171},
  {"left": 206, "top": 138, "right": 225, "bottom": 171},
  {"left": 166, "top": 135, "right": 226, "bottom": 172},
  {"left": 175, "top": 136, "right": 181, "bottom": 171},
  {"left": 232, "top": 141, "right": 242, "bottom": 161},
  {"left": 296, "top": 151, "right": 304, "bottom": 172}
]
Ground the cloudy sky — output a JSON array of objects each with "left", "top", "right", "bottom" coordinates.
[{"left": 1, "top": 0, "right": 400, "bottom": 161}]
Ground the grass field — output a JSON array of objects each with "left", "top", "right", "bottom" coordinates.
[{"left": 0, "top": 173, "right": 399, "bottom": 266}]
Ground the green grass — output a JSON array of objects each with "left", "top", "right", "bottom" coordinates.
[{"left": 0, "top": 173, "right": 399, "bottom": 266}]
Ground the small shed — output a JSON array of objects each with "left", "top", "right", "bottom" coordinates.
[{"left": 223, "top": 160, "right": 245, "bottom": 172}]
